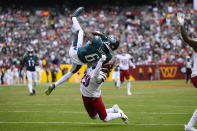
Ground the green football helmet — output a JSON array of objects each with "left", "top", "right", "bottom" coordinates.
[
  {"left": 103, "top": 35, "right": 120, "bottom": 52},
  {"left": 27, "top": 47, "right": 34, "bottom": 56}
]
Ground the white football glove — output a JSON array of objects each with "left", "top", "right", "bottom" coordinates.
[
  {"left": 100, "top": 55, "right": 106, "bottom": 62},
  {"left": 177, "top": 12, "right": 184, "bottom": 26}
]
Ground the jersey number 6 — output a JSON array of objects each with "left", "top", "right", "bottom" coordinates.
[{"left": 85, "top": 53, "right": 99, "bottom": 62}]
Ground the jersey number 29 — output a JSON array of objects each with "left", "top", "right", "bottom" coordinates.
[{"left": 81, "top": 71, "right": 91, "bottom": 87}]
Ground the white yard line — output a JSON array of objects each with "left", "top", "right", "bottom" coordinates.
[
  {"left": 0, "top": 121, "right": 183, "bottom": 126},
  {"left": 0, "top": 103, "right": 196, "bottom": 108},
  {"left": 0, "top": 110, "right": 192, "bottom": 115}
]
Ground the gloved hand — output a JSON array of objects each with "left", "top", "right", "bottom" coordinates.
[
  {"left": 100, "top": 55, "right": 106, "bottom": 62},
  {"left": 177, "top": 12, "right": 184, "bottom": 26}
]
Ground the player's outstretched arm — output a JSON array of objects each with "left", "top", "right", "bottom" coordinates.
[
  {"left": 180, "top": 26, "right": 197, "bottom": 50},
  {"left": 93, "top": 55, "right": 106, "bottom": 83},
  {"left": 177, "top": 13, "right": 197, "bottom": 50}
]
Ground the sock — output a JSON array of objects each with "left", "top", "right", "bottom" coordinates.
[
  {"left": 187, "top": 109, "right": 197, "bottom": 127},
  {"left": 77, "top": 30, "right": 84, "bottom": 47},
  {"left": 127, "top": 81, "right": 131, "bottom": 93},
  {"left": 72, "top": 17, "right": 82, "bottom": 32},
  {"left": 103, "top": 113, "right": 121, "bottom": 122},
  {"left": 106, "top": 108, "right": 115, "bottom": 113},
  {"left": 55, "top": 72, "right": 73, "bottom": 87},
  {"left": 28, "top": 82, "right": 33, "bottom": 93}
]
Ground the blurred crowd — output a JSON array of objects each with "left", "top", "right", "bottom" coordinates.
[{"left": 0, "top": 1, "right": 197, "bottom": 84}]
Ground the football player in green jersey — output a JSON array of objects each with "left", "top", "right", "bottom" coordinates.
[
  {"left": 21, "top": 47, "right": 38, "bottom": 96},
  {"left": 45, "top": 7, "right": 120, "bottom": 95}
]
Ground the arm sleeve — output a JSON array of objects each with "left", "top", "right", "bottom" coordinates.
[{"left": 93, "top": 60, "right": 103, "bottom": 79}]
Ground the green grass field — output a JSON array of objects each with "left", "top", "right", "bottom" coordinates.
[{"left": 0, "top": 80, "right": 197, "bottom": 131}]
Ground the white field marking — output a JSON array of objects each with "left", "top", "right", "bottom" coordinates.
[
  {"left": 0, "top": 103, "right": 197, "bottom": 108},
  {"left": 0, "top": 121, "right": 184, "bottom": 126},
  {"left": 0, "top": 110, "right": 192, "bottom": 115}
]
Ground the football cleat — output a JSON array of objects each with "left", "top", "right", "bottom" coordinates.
[
  {"left": 112, "top": 104, "right": 120, "bottom": 113},
  {"left": 185, "top": 125, "right": 197, "bottom": 131},
  {"left": 45, "top": 84, "right": 55, "bottom": 95},
  {"left": 70, "top": 7, "right": 84, "bottom": 18},
  {"left": 127, "top": 91, "right": 132, "bottom": 96},
  {"left": 119, "top": 108, "right": 128, "bottom": 124}
]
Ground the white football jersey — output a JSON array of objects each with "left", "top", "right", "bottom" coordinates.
[
  {"left": 80, "top": 61, "right": 105, "bottom": 98},
  {"left": 192, "top": 51, "right": 197, "bottom": 77},
  {"left": 116, "top": 54, "right": 132, "bottom": 70}
]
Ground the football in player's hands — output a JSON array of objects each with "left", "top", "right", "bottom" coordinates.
[
  {"left": 177, "top": 12, "right": 184, "bottom": 26},
  {"left": 100, "top": 55, "right": 106, "bottom": 62}
]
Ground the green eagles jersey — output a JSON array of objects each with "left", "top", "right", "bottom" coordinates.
[
  {"left": 77, "top": 35, "right": 112, "bottom": 63},
  {"left": 24, "top": 55, "right": 37, "bottom": 71}
]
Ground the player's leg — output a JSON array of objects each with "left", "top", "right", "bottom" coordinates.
[
  {"left": 191, "top": 75, "right": 197, "bottom": 88},
  {"left": 55, "top": 64, "right": 81, "bottom": 86},
  {"left": 124, "top": 70, "right": 131, "bottom": 95},
  {"left": 32, "top": 71, "right": 37, "bottom": 95},
  {"left": 116, "top": 70, "right": 121, "bottom": 88},
  {"left": 120, "top": 70, "right": 124, "bottom": 88},
  {"left": 26, "top": 71, "right": 33, "bottom": 96},
  {"left": 185, "top": 109, "right": 197, "bottom": 131},
  {"left": 91, "top": 96, "right": 127, "bottom": 123},
  {"left": 71, "top": 7, "right": 84, "bottom": 48},
  {"left": 82, "top": 95, "right": 98, "bottom": 119},
  {"left": 45, "top": 64, "right": 82, "bottom": 95}
]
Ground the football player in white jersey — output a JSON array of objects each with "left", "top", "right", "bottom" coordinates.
[
  {"left": 112, "top": 59, "right": 120, "bottom": 88},
  {"left": 45, "top": 7, "right": 119, "bottom": 95},
  {"left": 80, "top": 55, "right": 128, "bottom": 123},
  {"left": 177, "top": 13, "right": 197, "bottom": 131},
  {"left": 116, "top": 48, "right": 135, "bottom": 95}
]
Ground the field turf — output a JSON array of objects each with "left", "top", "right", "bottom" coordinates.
[{"left": 0, "top": 80, "right": 197, "bottom": 131}]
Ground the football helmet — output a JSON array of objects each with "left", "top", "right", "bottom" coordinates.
[
  {"left": 103, "top": 35, "right": 120, "bottom": 52},
  {"left": 27, "top": 47, "right": 34, "bottom": 56}
]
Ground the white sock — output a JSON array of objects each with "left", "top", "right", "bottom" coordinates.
[
  {"left": 77, "top": 30, "right": 84, "bottom": 47},
  {"left": 72, "top": 17, "right": 82, "bottom": 32},
  {"left": 106, "top": 108, "right": 115, "bottom": 113},
  {"left": 187, "top": 109, "right": 197, "bottom": 127},
  {"left": 117, "top": 80, "right": 121, "bottom": 88},
  {"left": 28, "top": 82, "right": 33, "bottom": 93},
  {"left": 55, "top": 72, "right": 73, "bottom": 87},
  {"left": 103, "top": 113, "right": 121, "bottom": 122},
  {"left": 127, "top": 81, "right": 131, "bottom": 92}
]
